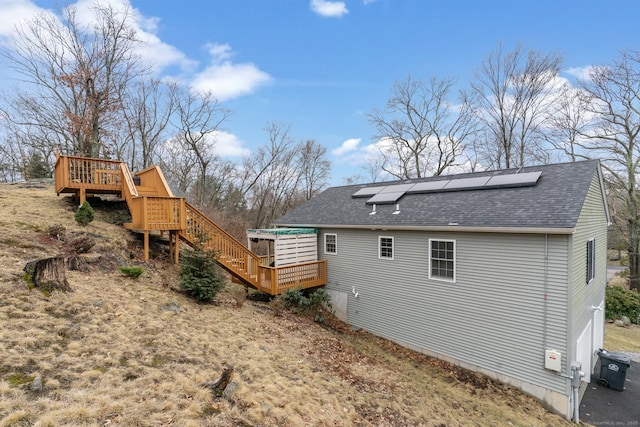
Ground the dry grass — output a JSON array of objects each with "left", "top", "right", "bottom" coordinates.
[
  {"left": 604, "top": 323, "right": 640, "bottom": 353},
  {"left": 0, "top": 182, "right": 575, "bottom": 426}
]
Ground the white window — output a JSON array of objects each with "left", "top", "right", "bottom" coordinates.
[
  {"left": 379, "top": 236, "right": 394, "bottom": 260},
  {"left": 429, "top": 239, "right": 456, "bottom": 282},
  {"left": 324, "top": 233, "right": 337, "bottom": 255},
  {"left": 586, "top": 238, "right": 595, "bottom": 284}
]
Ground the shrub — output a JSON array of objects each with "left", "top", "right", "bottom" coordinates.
[
  {"left": 47, "top": 224, "right": 66, "bottom": 241},
  {"left": 606, "top": 285, "right": 640, "bottom": 324},
  {"left": 120, "top": 266, "right": 143, "bottom": 279},
  {"left": 180, "top": 249, "right": 225, "bottom": 303},
  {"left": 75, "top": 201, "right": 95, "bottom": 226},
  {"left": 275, "top": 288, "right": 332, "bottom": 323},
  {"left": 227, "top": 282, "right": 247, "bottom": 307}
]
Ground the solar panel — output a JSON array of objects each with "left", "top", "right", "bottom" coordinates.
[
  {"left": 485, "top": 171, "right": 542, "bottom": 187},
  {"left": 443, "top": 176, "right": 491, "bottom": 190},
  {"left": 406, "top": 180, "right": 449, "bottom": 193},
  {"left": 366, "top": 192, "right": 405, "bottom": 204},
  {"left": 352, "top": 185, "right": 387, "bottom": 197},
  {"left": 379, "top": 183, "right": 415, "bottom": 193}
]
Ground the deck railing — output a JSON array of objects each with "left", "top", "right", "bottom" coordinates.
[
  {"left": 54, "top": 154, "right": 327, "bottom": 294},
  {"left": 55, "top": 154, "right": 122, "bottom": 193},
  {"left": 127, "top": 196, "right": 186, "bottom": 231},
  {"left": 259, "top": 260, "right": 327, "bottom": 295},
  {"left": 183, "top": 201, "right": 262, "bottom": 285}
]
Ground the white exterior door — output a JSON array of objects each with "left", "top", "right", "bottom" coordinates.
[{"left": 576, "top": 321, "right": 593, "bottom": 383}]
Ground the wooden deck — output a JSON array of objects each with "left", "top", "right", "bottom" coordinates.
[{"left": 54, "top": 153, "right": 326, "bottom": 295}]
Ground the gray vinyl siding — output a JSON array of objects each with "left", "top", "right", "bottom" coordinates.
[
  {"left": 320, "top": 228, "right": 569, "bottom": 393},
  {"left": 569, "top": 172, "right": 608, "bottom": 355}
]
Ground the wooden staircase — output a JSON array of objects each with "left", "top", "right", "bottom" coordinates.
[{"left": 53, "top": 153, "right": 326, "bottom": 295}]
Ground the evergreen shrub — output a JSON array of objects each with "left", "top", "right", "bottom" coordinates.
[
  {"left": 180, "top": 249, "right": 225, "bottom": 303},
  {"left": 275, "top": 288, "right": 332, "bottom": 323},
  {"left": 75, "top": 201, "right": 95, "bottom": 226},
  {"left": 606, "top": 285, "right": 640, "bottom": 324}
]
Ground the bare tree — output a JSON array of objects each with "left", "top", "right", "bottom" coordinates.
[
  {"left": 546, "top": 85, "right": 590, "bottom": 162},
  {"left": 157, "top": 136, "right": 198, "bottom": 194},
  {"left": 297, "top": 139, "right": 331, "bottom": 201},
  {"left": 570, "top": 49, "right": 640, "bottom": 289},
  {"left": 171, "top": 88, "right": 231, "bottom": 207},
  {"left": 240, "top": 122, "right": 300, "bottom": 228},
  {"left": 367, "top": 75, "right": 475, "bottom": 179},
  {"left": 1, "top": 4, "right": 143, "bottom": 159},
  {"left": 469, "top": 44, "right": 563, "bottom": 169},
  {"left": 123, "top": 78, "right": 175, "bottom": 170}
]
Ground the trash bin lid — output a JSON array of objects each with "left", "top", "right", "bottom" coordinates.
[{"left": 598, "top": 349, "right": 631, "bottom": 366}]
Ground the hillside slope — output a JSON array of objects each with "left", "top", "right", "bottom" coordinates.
[{"left": 0, "top": 181, "right": 572, "bottom": 426}]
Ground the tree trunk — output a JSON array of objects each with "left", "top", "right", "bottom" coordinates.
[{"left": 23, "top": 256, "right": 72, "bottom": 293}]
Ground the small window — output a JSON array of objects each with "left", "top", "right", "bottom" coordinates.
[
  {"left": 324, "top": 233, "right": 337, "bottom": 255},
  {"left": 430, "top": 239, "right": 456, "bottom": 282},
  {"left": 379, "top": 236, "right": 394, "bottom": 260},
  {"left": 586, "top": 239, "right": 595, "bottom": 284}
]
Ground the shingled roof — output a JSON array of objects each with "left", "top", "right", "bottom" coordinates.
[{"left": 273, "top": 160, "right": 606, "bottom": 233}]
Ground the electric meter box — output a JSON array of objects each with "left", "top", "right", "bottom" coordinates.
[{"left": 545, "top": 349, "right": 562, "bottom": 372}]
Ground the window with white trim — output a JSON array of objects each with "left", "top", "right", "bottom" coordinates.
[
  {"left": 586, "top": 238, "right": 595, "bottom": 284},
  {"left": 429, "top": 239, "right": 456, "bottom": 282},
  {"left": 379, "top": 236, "right": 394, "bottom": 260},
  {"left": 324, "top": 233, "right": 337, "bottom": 255}
]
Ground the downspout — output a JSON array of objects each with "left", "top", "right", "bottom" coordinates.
[
  {"left": 543, "top": 234, "right": 548, "bottom": 353},
  {"left": 543, "top": 234, "right": 581, "bottom": 422}
]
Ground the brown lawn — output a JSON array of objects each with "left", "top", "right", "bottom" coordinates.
[{"left": 0, "top": 181, "right": 578, "bottom": 426}]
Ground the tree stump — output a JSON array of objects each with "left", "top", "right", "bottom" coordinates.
[
  {"left": 202, "top": 365, "right": 234, "bottom": 397},
  {"left": 24, "top": 256, "right": 72, "bottom": 293},
  {"left": 66, "top": 255, "right": 88, "bottom": 272}
]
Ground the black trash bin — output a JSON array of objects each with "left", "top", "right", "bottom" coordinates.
[{"left": 598, "top": 349, "right": 631, "bottom": 391}]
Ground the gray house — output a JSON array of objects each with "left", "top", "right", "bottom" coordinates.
[{"left": 273, "top": 160, "right": 609, "bottom": 420}]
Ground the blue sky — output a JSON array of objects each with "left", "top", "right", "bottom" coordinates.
[{"left": 1, "top": 0, "right": 639, "bottom": 184}]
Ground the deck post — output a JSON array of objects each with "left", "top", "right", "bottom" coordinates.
[
  {"left": 271, "top": 268, "right": 277, "bottom": 295},
  {"left": 169, "top": 231, "right": 174, "bottom": 261},
  {"left": 174, "top": 231, "right": 180, "bottom": 264},
  {"left": 79, "top": 188, "right": 86, "bottom": 205},
  {"left": 143, "top": 230, "right": 149, "bottom": 261}
]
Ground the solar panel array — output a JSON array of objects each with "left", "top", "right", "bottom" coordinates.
[{"left": 353, "top": 171, "right": 542, "bottom": 205}]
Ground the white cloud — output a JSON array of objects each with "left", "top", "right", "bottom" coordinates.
[
  {"left": 0, "top": 0, "right": 272, "bottom": 103},
  {"left": 0, "top": 0, "right": 196, "bottom": 72},
  {"left": 190, "top": 45, "right": 272, "bottom": 101},
  {"left": 565, "top": 66, "right": 596, "bottom": 81},
  {"left": 212, "top": 131, "right": 250, "bottom": 157},
  {"left": 206, "top": 43, "right": 232, "bottom": 61},
  {"left": 331, "top": 138, "right": 361, "bottom": 156},
  {"left": 310, "top": 0, "right": 348, "bottom": 18},
  {"left": 0, "top": 0, "right": 45, "bottom": 38},
  {"left": 73, "top": 0, "right": 195, "bottom": 73}
]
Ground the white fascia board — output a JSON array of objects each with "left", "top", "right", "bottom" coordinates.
[{"left": 273, "top": 224, "right": 576, "bottom": 235}]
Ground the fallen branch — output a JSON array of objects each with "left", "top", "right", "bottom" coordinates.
[{"left": 202, "top": 365, "right": 234, "bottom": 397}]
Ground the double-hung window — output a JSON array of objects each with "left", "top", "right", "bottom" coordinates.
[
  {"left": 379, "top": 236, "right": 394, "bottom": 260},
  {"left": 430, "top": 239, "right": 456, "bottom": 282},
  {"left": 324, "top": 233, "right": 337, "bottom": 255},
  {"left": 586, "top": 238, "right": 596, "bottom": 284}
]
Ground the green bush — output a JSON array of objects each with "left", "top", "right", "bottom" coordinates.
[
  {"left": 606, "top": 285, "right": 640, "bottom": 323},
  {"left": 275, "top": 288, "right": 332, "bottom": 323},
  {"left": 75, "top": 201, "right": 95, "bottom": 226},
  {"left": 180, "top": 249, "right": 225, "bottom": 303},
  {"left": 120, "top": 266, "right": 143, "bottom": 279}
]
